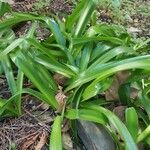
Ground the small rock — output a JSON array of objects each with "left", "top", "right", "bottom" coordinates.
[
  {"left": 128, "top": 27, "right": 142, "bottom": 33},
  {"left": 77, "top": 120, "right": 115, "bottom": 150},
  {"left": 2, "top": 0, "right": 14, "bottom": 4},
  {"left": 134, "top": 19, "right": 139, "bottom": 23}
]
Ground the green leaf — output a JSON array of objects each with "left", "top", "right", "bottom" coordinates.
[
  {"left": 65, "top": 109, "right": 107, "bottom": 125},
  {"left": 0, "top": 88, "right": 53, "bottom": 116},
  {"left": 44, "top": 18, "right": 66, "bottom": 46},
  {"left": 50, "top": 116, "right": 62, "bottom": 150},
  {"left": 15, "top": 69, "right": 24, "bottom": 115},
  {"left": 79, "top": 44, "right": 92, "bottom": 72},
  {"left": 125, "top": 107, "right": 139, "bottom": 141},
  {"left": 87, "top": 24, "right": 117, "bottom": 37},
  {"left": 137, "top": 125, "right": 150, "bottom": 143},
  {"left": 118, "top": 83, "right": 131, "bottom": 105},
  {"left": 66, "top": 55, "right": 150, "bottom": 91},
  {"left": 72, "top": 36, "right": 123, "bottom": 45},
  {"left": 90, "top": 43, "right": 111, "bottom": 62},
  {"left": 83, "top": 77, "right": 113, "bottom": 101},
  {"left": 35, "top": 54, "right": 76, "bottom": 77},
  {"left": 1, "top": 56, "right": 17, "bottom": 94},
  {"left": 66, "top": 0, "right": 85, "bottom": 32},
  {"left": 89, "top": 46, "right": 131, "bottom": 69},
  {"left": 74, "top": 0, "right": 98, "bottom": 37},
  {"left": 82, "top": 104, "right": 138, "bottom": 150},
  {"left": 11, "top": 52, "right": 58, "bottom": 108},
  {"left": 0, "top": 13, "right": 41, "bottom": 30},
  {"left": 27, "top": 38, "right": 65, "bottom": 58},
  {"left": 138, "top": 92, "right": 150, "bottom": 120},
  {"left": 0, "top": 2, "right": 11, "bottom": 17},
  {"left": 0, "top": 38, "right": 24, "bottom": 60}
]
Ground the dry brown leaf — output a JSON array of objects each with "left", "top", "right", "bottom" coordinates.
[
  {"left": 55, "top": 86, "right": 67, "bottom": 112},
  {"left": 63, "top": 133, "right": 73, "bottom": 150},
  {"left": 130, "top": 88, "right": 139, "bottom": 99},
  {"left": 53, "top": 73, "right": 68, "bottom": 86},
  {"left": 4, "top": 0, "right": 14, "bottom": 4},
  {"left": 21, "top": 132, "right": 40, "bottom": 150},
  {"left": 105, "top": 71, "right": 130, "bottom": 101},
  {"left": 35, "top": 131, "right": 48, "bottom": 150},
  {"left": 113, "top": 106, "right": 127, "bottom": 121}
]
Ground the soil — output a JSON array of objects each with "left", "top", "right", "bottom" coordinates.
[{"left": 0, "top": 77, "right": 55, "bottom": 149}]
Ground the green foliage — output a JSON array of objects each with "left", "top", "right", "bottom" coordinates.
[
  {"left": 0, "top": 1, "right": 11, "bottom": 17},
  {"left": 0, "top": 0, "right": 150, "bottom": 149},
  {"left": 50, "top": 116, "right": 62, "bottom": 150}
]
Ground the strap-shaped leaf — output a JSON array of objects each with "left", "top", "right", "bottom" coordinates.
[
  {"left": 0, "top": 2, "right": 11, "bottom": 17},
  {"left": 65, "top": 109, "right": 107, "bottom": 125},
  {"left": 82, "top": 77, "right": 113, "bottom": 101},
  {"left": 89, "top": 46, "right": 131, "bottom": 69},
  {"left": 82, "top": 104, "right": 138, "bottom": 150},
  {"left": 138, "top": 92, "right": 150, "bottom": 120},
  {"left": 137, "top": 125, "right": 150, "bottom": 143},
  {"left": 35, "top": 54, "right": 76, "bottom": 77},
  {"left": 0, "top": 38, "right": 24, "bottom": 60},
  {"left": 66, "top": 55, "right": 150, "bottom": 91},
  {"left": 50, "top": 116, "right": 62, "bottom": 150},
  {"left": 44, "top": 17, "right": 66, "bottom": 46},
  {"left": 74, "top": 0, "right": 98, "bottom": 37},
  {"left": 72, "top": 37, "right": 123, "bottom": 45},
  {"left": 125, "top": 107, "right": 139, "bottom": 141},
  {"left": 119, "top": 83, "right": 131, "bottom": 105},
  {"left": 0, "top": 13, "right": 66, "bottom": 47},
  {"left": 79, "top": 44, "right": 93, "bottom": 72},
  {"left": 0, "top": 88, "right": 54, "bottom": 116},
  {"left": 11, "top": 52, "right": 58, "bottom": 108},
  {"left": 27, "top": 38, "right": 65, "bottom": 58},
  {"left": 66, "top": 0, "right": 85, "bottom": 32},
  {"left": 1, "top": 56, "right": 17, "bottom": 94},
  {"left": 90, "top": 43, "right": 112, "bottom": 62},
  {"left": 0, "top": 13, "right": 41, "bottom": 30}
]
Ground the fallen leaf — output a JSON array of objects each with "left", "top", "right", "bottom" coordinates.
[
  {"left": 55, "top": 86, "right": 67, "bottom": 112},
  {"left": 53, "top": 73, "right": 68, "bottom": 86},
  {"left": 113, "top": 106, "right": 126, "bottom": 121},
  {"left": 21, "top": 132, "right": 40, "bottom": 150},
  {"left": 62, "top": 133, "right": 73, "bottom": 150},
  {"left": 35, "top": 131, "right": 48, "bottom": 150},
  {"left": 105, "top": 71, "right": 130, "bottom": 101}
]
